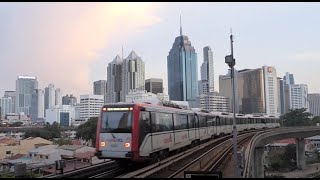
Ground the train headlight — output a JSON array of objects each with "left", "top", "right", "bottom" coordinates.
[
  {"left": 124, "top": 142, "right": 130, "bottom": 148},
  {"left": 101, "top": 141, "right": 106, "bottom": 147}
]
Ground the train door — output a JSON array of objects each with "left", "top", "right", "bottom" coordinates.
[
  {"left": 207, "top": 116, "right": 215, "bottom": 138},
  {"left": 138, "top": 111, "right": 152, "bottom": 157},
  {"left": 216, "top": 116, "right": 221, "bottom": 136},
  {"left": 188, "top": 115, "right": 196, "bottom": 142},
  {"left": 195, "top": 115, "right": 200, "bottom": 142}
]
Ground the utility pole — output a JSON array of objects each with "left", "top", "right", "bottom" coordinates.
[{"left": 225, "top": 29, "right": 239, "bottom": 178}]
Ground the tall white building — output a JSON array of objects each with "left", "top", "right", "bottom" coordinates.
[
  {"left": 4, "top": 91, "right": 16, "bottom": 113},
  {"left": 262, "top": 66, "right": 278, "bottom": 116},
  {"left": 55, "top": 88, "right": 62, "bottom": 106},
  {"left": 15, "top": 75, "right": 38, "bottom": 115},
  {"left": 201, "top": 46, "right": 214, "bottom": 93},
  {"left": 289, "top": 84, "right": 309, "bottom": 111},
  {"left": 107, "top": 51, "right": 145, "bottom": 103},
  {"left": 198, "top": 93, "right": 229, "bottom": 112},
  {"left": 0, "top": 97, "right": 12, "bottom": 115},
  {"left": 45, "top": 105, "right": 75, "bottom": 126},
  {"left": 308, "top": 93, "right": 320, "bottom": 117},
  {"left": 45, "top": 84, "right": 55, "bottom": 110},
  {"left": 79, "top": 94, "right": 104, "bottom": 121}
]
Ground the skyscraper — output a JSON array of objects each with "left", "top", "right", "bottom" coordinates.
[
  {"left": 262, "top": 66, "right": 278, "bottom": 116},
  {"left": 121, "top": 51, "right": 145, "bottom": 102},
  {"left": 289, "top": 84, "right": 309, "bottom": 111},
  {"left": 308, "top": 93, "right": 320, "bottom": 117},
  {"left": 107, "top": 55, "right": 123, "bottom": 103},
  {"left": 45, "top": 84, "right": 55, "bottom": 110},
  {"left": 62, "top": 94, "right": 77, "bottom": 106},
  {"left": 167, "top": 17, "right": 198, "bottom": 106},
  {"left": 55, "top": 88, "right": 62, "bottom": 106},
  {"left": 93, "top": 80, "right": 107, "bottom": 103},
  {"left": 79, "top": 94, "right": 104, "bottom": 121},
  {"left": 4, "top": 91, "right": 16, "bottom": 113},
  {"left": 219, "top": 66, "right": 279, "bottom": 116},
  {"left": 15, "top": 76, "right": 38, "bottom": 115},
  {"left": 30, "top": 89, "right": 45, "bottom": 121},
  {"left": 277, "top": 77, "right": 285, "bottom": 115},
  {"left": 283, "top": 72, "right": 295, "bottom": 85},
  {"left": 145, "top": 78, "right": 163, "bottom": 94},
  {"left": 200, "top": 46, "right": 214, "bottom": 93},
  {"left": 0, "top": 97, "right": 12, "bottom": 115},
  {"left": 107, "top": 51, "right": 145, "bottom": 103},
  {"left": 219, "top": 69, "right": 239, "bottom": 113}
]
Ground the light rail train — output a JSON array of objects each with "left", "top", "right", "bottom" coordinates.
[{"left": 95, "top": 102, "right": 280, "bottom": 163}]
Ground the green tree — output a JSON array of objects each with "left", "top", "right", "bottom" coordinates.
[
  {"left": 53, "top": 138, "right": 72, "bottom": 146},
  {"left": 268, "top": 143, "right": 297, "bottom": 171},
  {"left": 283, "top": 143, "right": 296, "bottom": 164},
  {"left": 312, "top": 116, "right": 320, "bottom": 126},
  {"left": 280, "top": 108, "right": 312, "bottom": 127},
  {"left": 24, "top": 122, "right": 61, "bottom": 140},
  {"left": 9, "top": 122, "right": 23, "bottom": 127},
  {"left": 76, "top": 117, "right": 98, "bottom": 147}
]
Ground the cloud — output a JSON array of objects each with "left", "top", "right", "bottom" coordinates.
[{"left": 0, "top": 2, "right": 162, "bottom": 97}]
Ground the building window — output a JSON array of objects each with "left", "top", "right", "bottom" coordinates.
[
  {"left": 40, "top": 155, "right": 43, "bottom": 158},
  {"left": 6, "top": 151, "right": 11, "bottom": 154},
  {"left": 46, "top": 156, "right": 48, "bottom": 159}
]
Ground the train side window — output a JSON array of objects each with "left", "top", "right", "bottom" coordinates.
[
  {"left": 174, "top": 114, "right": 187, "bottom": 130},
  {"left": 188, "top": 115, "right": 195, "bottom": 128},
  {"left": 199, "top": 116, "right": 207, "bottom": 127},
  {"left": 221, "top": 117, "right": 225, "bottom": 126},
  {"left": 179, "top": 115, "right": 188, "bottom": 129},
  {"left": 207, "top": 117, "right": 214, "bottom": 126},
  {"left": 151, "top": 112, "right": 173, "bottom": 132},
  {"left": 216, "top": 117, "right": 220, "bottom": 126},
  {"left": 174, "top": 114, "right": 181, "bottom": 130}
]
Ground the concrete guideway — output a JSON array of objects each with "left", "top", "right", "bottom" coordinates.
[{"left": 243, "top": 127, "right": 320, "bottom": 178}]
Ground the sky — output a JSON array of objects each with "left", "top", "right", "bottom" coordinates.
[{"left": 1, "top": 2, "right": 320, "bottom": 98}]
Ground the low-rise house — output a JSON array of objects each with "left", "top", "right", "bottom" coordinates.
[{"left": 0, "top": 137, "right": 52, "bottom": 160}]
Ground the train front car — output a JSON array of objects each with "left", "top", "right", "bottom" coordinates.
[{"left": 95, "top": 103, "right": 138, "bottom": 162}]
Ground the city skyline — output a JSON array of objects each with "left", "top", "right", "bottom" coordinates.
[{"left": 1, "top": 2, "right": 320, "bottom": 98}]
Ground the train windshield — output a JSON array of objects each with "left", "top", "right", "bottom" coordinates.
[{"left": 101, "top": 111, "right": 132, "bottom": 133}]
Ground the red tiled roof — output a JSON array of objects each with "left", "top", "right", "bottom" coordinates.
[
  {"left": 0, "top": 137, "right": 16, "bottom": 145},
  {"left": 10, "top": 154, "right": 25, "bottom": 160},
  {"left": 71, "top": 140, "right": 82, "bottom": 145}
]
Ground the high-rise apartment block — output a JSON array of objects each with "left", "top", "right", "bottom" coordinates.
[
  {"left": 79, "top": 94, "right": 104, "bottom": 121},
  {"left": 107, "top": 51, "right": 145, "bottom": 103},
  {"left": 4, "top": 91, "right": 16, "bottom": 113},
  {"left": 308, "top": 93, "right": 320, "bottom": 117},
  {"left": 15, "top": 76, "right": 38, "bottom": 115}
]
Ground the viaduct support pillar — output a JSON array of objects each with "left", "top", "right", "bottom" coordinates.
[
  {"left": 253, "top": 146, "right": 264, "bottom": 178},
  {"left": 296, "top": 138, "right": 306, "bottom": 170}
]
